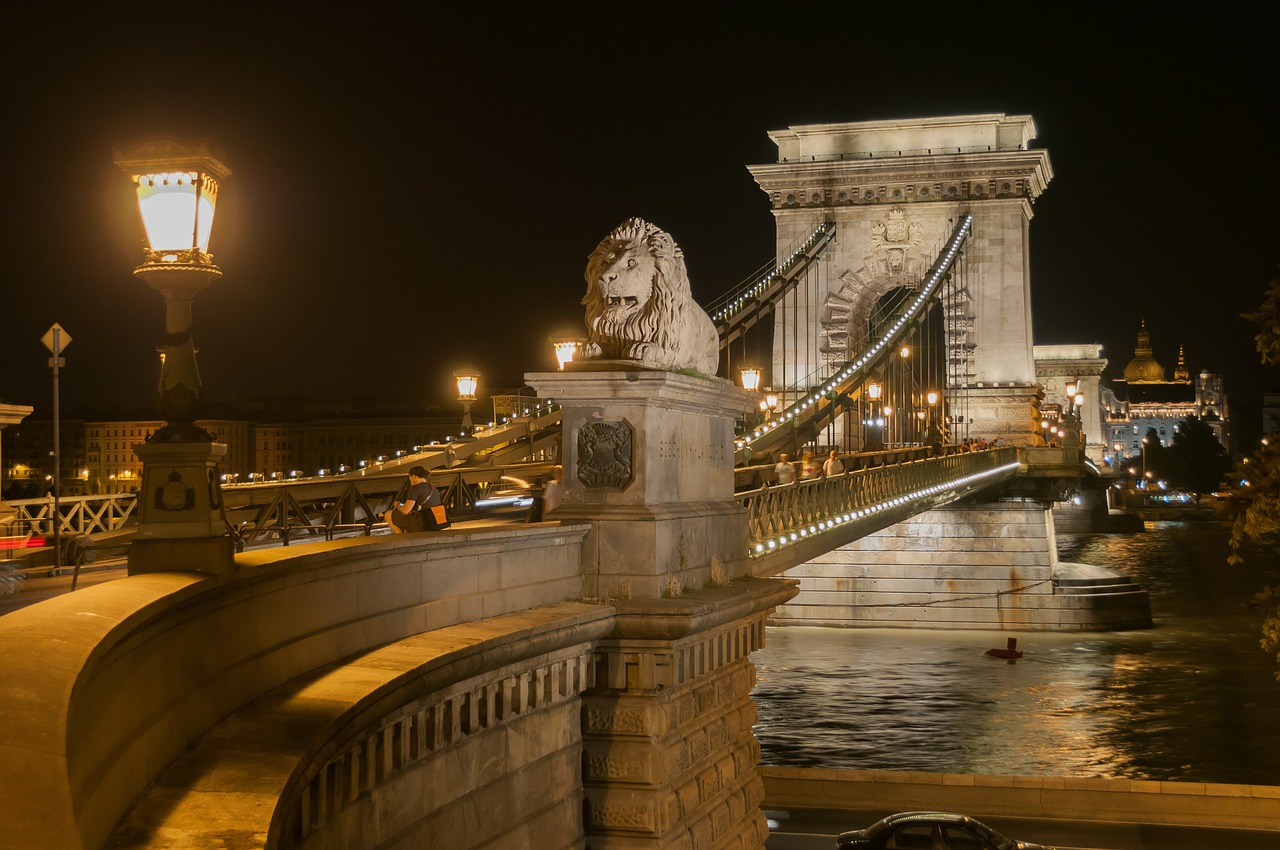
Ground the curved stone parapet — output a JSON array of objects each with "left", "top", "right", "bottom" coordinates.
[{"left": 0, "top": 523, "right": 589, "bottom": 850}]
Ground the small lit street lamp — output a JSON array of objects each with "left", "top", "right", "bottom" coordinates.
[
  {"left": 114, "top": 140, "right": 233, "bottom": 575},
  {"left": 925, "top": 389, "right": 941, "bottom": 444},
  {"left": 866, "top": 382, "right": 884, "bottom": 450},
  {"left": 455, "top": 369, "right": 480, "bottom": 436},
  {"left": 739, "top": 365, "right": 762, "bottom": 393},
  {"left": 551, "top": 333, "right": 584, "bottom": 370}
]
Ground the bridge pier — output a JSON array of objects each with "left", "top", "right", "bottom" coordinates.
[
  {"left": 772, "top": 499, "right": 1151, "bottom": 631},
  {"left": 528, "top": 364, "right": 800, "bottom": 848},
  {"left": 581, "top": 582, "right": 794, "bottom": 849}
]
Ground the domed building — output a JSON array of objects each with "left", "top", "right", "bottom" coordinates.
[
  {"left": 1102, "top": 321, "right": 1229, "bottom": 462},
  {"left": 1122, "top": 320, "right": 1168, "bottom": 384}
]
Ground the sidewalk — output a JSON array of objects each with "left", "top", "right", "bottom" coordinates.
[{"left": 0, "top": 559, "right": 128, "bottom": 616}]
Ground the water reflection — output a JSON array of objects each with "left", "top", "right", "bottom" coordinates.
[{"left": 751, "top": 522, "right": 1280, "bottom": 784}]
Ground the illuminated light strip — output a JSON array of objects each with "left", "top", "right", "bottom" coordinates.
[
  {"left": 749, "top": 458, "right": 1016, "bottom": 556},
  {"left": 749, "top": 215, "right": 972, "bottom": 438},
  {"left": 710, "top": 221, "right": 834, "bottom": 322}
]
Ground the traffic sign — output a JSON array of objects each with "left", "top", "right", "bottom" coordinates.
[{"left": 41, "top": 323, "right": 71, "bottom": 354}]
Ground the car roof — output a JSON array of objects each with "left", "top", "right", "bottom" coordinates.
[{"left": 877, "top": 812, "right": 973, "bottom": 830}]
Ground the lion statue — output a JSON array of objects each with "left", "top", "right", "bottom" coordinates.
[{"left": 579, "top": 217, "right": 720, "bottom": 375}]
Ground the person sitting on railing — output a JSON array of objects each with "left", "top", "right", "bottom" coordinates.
[{"left": 384, "top": 466, "right": 445, "bottom": 533}]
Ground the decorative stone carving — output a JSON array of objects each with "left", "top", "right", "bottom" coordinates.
[
  {"left": 577, "top": 420, "right": 633, "bottom": 489},
  {"left": 580, "top": 217, "right": 720, "bottom": 375}
]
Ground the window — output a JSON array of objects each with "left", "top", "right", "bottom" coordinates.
[
  {"left": 943, "top": 826, "right": 986, "bottom": 850},
  {"left": 887, "top": 825, "right": 934, "bottom": 849}
]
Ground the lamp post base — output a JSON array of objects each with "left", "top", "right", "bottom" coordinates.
[
  {"left": 128, "top": 535, "right": 234, "bottom": 576},
  {"left": 128, "top": 437, "right": 233, "bottom": 576}
]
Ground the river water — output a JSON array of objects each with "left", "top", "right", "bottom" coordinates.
[{"left": 750, "top": 521, "right": 1280, "bottom": 785}]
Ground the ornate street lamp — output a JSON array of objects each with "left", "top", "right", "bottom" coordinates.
[
  {"left": 116, "top": 141, "right": 229, "bottom": 437},
  {"left": 455, "top": 369, "right": 479, "bottom": 435},
  {"left": 739, "top": 366, "right": 762, "bottom": 393},
  {"left": 114, "top": 140, "right": 233, "bottom": 575}
]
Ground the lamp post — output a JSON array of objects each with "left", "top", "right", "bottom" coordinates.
[
  {"left": 866, "top": 381, "right": 883, "bottom": 451},
  {"left": 114, "top": 140, "right": 233, "bottom": 575},
  {"left": 1141, "top": 436, "right": 1148, "bottom": 487},
  {"left": 455, "top": 369, "right": 479, "bottom": 437},
  {"left": 925, "top": 389, "right": 940, "bottom": 446}
]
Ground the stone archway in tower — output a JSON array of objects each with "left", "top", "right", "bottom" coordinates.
[{"left": 817, "top": 211, "right": 976, "bottom": 389}]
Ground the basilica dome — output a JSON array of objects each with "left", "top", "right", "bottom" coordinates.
[{"left": 1123, "top": 320, "right": 1166, "bottom": 383}]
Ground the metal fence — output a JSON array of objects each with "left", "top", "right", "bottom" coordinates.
[{"left": 3, "top": 493, "right": 138, "bottom": 537}]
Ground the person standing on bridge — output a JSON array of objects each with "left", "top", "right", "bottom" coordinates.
[
  {"left": 799, "top": 451, "right": 821, "bottom": 480},
  {"left": 823, "top": 450, "right": 845, "bottom": 477},
  {"left": 533, "top": 466, "right": 564, "bottom": 522},
  {"left": 385, "top": 466, "right": 444, "bottom": 533},
  {"left": 774, "top": 453, "right": 796, "bottom": 486}
]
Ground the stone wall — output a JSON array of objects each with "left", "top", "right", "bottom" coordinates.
[
  {"left": 772, "top": 501, "right": 1150, "bottom": 631},
  {"left": 761, "top": 766, "right": 1280, "bottom": 832},
  {"left": 581, "top": 581, "right": 796, "bottom": 850}
]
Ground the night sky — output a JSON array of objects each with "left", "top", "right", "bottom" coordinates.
[{"left": 2, "top": 8, "right": 1276, "bottom": 422}]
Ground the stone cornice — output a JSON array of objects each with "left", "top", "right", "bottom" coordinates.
[
  {"left": 526, "top": 365, "right": 756, "bottom": 417},
  {"left": 748, "top": 148, "right": 1053, "bottom": 204},
  {"left": 1036, "top": 359, "right": 1108, "bottom": 377},
  {"left": 610, "top": 578, "right": 798, "bottom": 641}
]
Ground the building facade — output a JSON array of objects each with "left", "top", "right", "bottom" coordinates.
[{"left": 1101, "top": 321, "right": 1229, "bottom": 462}]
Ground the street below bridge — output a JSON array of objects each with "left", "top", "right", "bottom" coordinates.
[{"left": 764, "top": 806, "right": 1280, "bottom": 849}]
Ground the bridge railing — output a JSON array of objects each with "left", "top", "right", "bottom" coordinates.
[
  {"left": 2, "top": 493, "right": 138, "bottom": 537},
  {"left": 707, "top": 217, "right": 835, "bottom": 330},
  {"left": 737, "top": 446, "right": 1019, "bottom": 557}
]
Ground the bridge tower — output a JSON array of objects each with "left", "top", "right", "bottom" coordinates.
[{"left": 748, "top": 113, "right": 1053, "bottom": 446}]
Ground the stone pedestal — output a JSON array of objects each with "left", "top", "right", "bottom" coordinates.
[
  {"left": 582, "top": 581, "right": 797, "bottom": 850},
  {"left": 128, "top": 438, "right": 234, "bottom": 575},
  {"left": 526, "top": 364, "right": 757, "bottom": 601},
  {"left": 963, "top": 383, "right": 1044, "bottom": 447},
  {"left": 528, "top": 362, "right": 800, "bottom": 848}
]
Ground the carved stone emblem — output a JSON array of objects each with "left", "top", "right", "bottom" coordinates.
[
  {"left": 869, "top": 207, "right": 924, "bottom": 273},
  {"left": 577, "top": 421, "right": 634, "bottom": 489}
]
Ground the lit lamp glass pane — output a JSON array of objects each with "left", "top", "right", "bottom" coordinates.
[
  {"left": 867, "top": 383, "right": 882, "bottom": 400},
  {"left": 553, "top": 341, "right": 578, "bottom": 369},
  {"left": 134, "top": 171, "right": 219, "bottom": 254},
  {"left": 455, "top": 372, "right": 479, "bottom": 400}
]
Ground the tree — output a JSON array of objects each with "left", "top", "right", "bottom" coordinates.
[
  {"left": 1223, "top": 271, "right": 1280, "bottom": 677},
  {"left": 1140, "top": 427, "right": 1169, "bottom": 483},
  {"left": 1166, "top": 416, "right": 1231, "bottom": 497}
]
